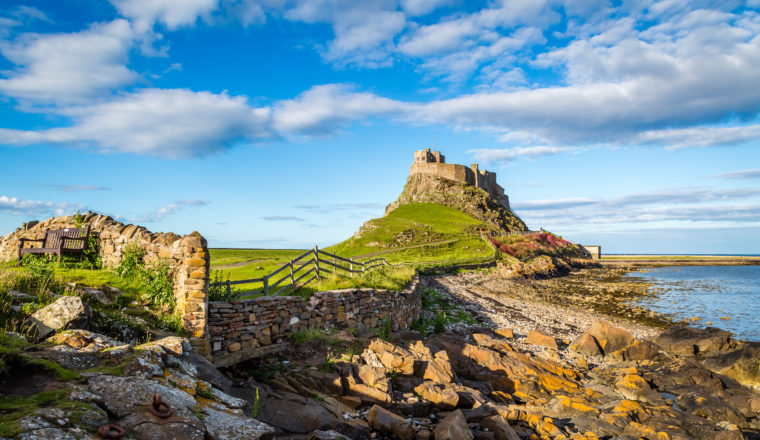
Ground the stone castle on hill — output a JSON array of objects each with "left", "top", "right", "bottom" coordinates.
[{"left": 410, "top": 148, "right": 511, "bottom": 210}]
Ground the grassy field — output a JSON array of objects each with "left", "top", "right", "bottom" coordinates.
[
  {"left": 207, "top": 203, "right": 497, "bottom": 296},
  {"left": 209, "top": 249, "right": 308, "bottom": 267}
]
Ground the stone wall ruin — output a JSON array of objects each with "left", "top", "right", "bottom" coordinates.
[
  {"left": 0, "top": 212, "right": 210, "bottom": 354},
  {"left": 208, "top": 277, "right": 422, "bottom": 367}
]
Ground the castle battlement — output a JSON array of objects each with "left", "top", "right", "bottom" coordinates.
[{"left": 409, "top": 148, "right": 510, "bottom": 210}]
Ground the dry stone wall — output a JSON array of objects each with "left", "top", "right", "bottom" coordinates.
[
  {"left": 208, "top": 276, "right": 421, "bottom": 367},
  {"left": 0, "top": 212, "right": 210, "bottom": 354}
]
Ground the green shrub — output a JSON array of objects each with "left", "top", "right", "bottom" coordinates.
[
  {"left": 115, "top": 242, "right": 145, "bottom": 279},
  {"left": 114, "top": 242, "right": 174, "bottom": 309},
  {"left": 209, "top": 270, "right": 237, "bottom": 301},
  {"left": 140, "top": 263, "right": 174, "bottom": 308}
]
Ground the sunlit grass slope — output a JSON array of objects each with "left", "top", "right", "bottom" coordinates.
[{"left": 326, "top": 203, "right": 494, "bottom": 265}]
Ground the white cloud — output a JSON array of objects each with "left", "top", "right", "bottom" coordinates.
[
  {"left": 400, "top": 0, "right": 454, "bottom": 16},
  {"left": 0, "top": 19, "right": 137, "bottom": 104},
  {"left": 281, "top": 0, "right": 406, "bottom": 67},
  {"left": 126, "top": 199, "right": 208, "bottom": 222},
  {"left": 0, "top": 195, "right": 81, "bottom": 217},
  {"left": 513, "top": 187, "right": 760, "bottom": 227},
  {"left": 467, "top": 146, "right": 578, "bottom": 162},
  {"left": 0, "top": 88, "right": 273, "bottom": 158},
  {"left": 272, "top": 84, "right": 407, "bottom": 135},
  {"left": 715, "top": 169, "right": 760, "bottom": 180},
  {"left": 110, "top": 0, "right": 220, "bottom": 31},
  {"left": 635, "top": 124, "right": 760, "bottom": 149}
]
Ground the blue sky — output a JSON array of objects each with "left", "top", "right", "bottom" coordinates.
[{"left": 1, "top": 0, "right": 759, "bottom": 254}]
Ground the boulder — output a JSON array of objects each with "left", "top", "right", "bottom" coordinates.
[
  {"left": 366, "top": 404, "right": 415, "bottom": 440},
  {"left": 26, "top": 296, "right": 91, "bottom": 340},
  {"left": 586, "top": 321, "right": 634, "bottom": 355},
  {"left": 656, "top": 326, "right": 738, "bottom": 356},
  {"left": 357, "top": 364, "right": 389, "bottom": 391},
  {"left": 479, "top": 415, "right": 520, "bottom": 440},
  {"left": 366, "top": 339, "right": 415, "bottom": 375},
  {"left": 258, "top": 392, "right": 335, "bottom": 433},
  {"left": 525, "top": 330, "right": 559, "bottom": 350},
  {"left": 414, "top": 382, "right": 459, "bottom": 410},
  {"left": 704, "top": 341, "right": 760, "bottom": 389},
  {"left": 423, "top": 350, "right": 454, "bottom": 384},
  {"left": 494, "top": 328, "right": 514, "bottom": 339},
  {"left": 608, "top": 340, "right": 665, "bottom": 362},
  {"left": 569, "top": 333, "right": 603, "bottom": 357},
  {"left": 433, "top": 409, "right": 473, "bottom": 440},
  {"left": 120, "top": 409, "right": 206, "bottom": 440},
  {"left": 202, "top": 407, "right": 275, "bottom": 440}
]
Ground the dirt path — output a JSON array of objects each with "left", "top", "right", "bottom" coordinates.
[
  {"left": 352, "top": 238, "right": 459, "bottom": 259},
  {"left": 211, "top": 259, "right": 267, "bottom": 269}
]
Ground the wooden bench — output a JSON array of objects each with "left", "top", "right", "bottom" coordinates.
[{"left": 18, "top": 227, "right": 91, "bottom": 262}]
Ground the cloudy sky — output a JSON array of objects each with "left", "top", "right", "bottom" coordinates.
[{"left": 1, "top": 0, "right": 759, "bottom": 253}]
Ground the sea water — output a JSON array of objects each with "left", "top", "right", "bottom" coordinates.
[{"left": 625, "top": 265, "right": 760, "bottom": 341}]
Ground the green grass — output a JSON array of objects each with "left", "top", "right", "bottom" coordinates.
[
  {"left": 326, "top": 203, "right": 493, "bottom": 264},
  {"left": 209, "top": 249, "right": 307, "bottom": 267}
]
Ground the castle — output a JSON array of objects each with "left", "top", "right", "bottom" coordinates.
[{"left": 410, "top": 148, "right": 511, "bottom": 210}]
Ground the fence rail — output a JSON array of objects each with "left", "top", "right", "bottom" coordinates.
[{"left": 210, "top": 246, "right": 391, "bottom": 298}]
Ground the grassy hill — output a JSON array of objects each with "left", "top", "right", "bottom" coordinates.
[{"left": 325, "top": 203, "right": 494, "bottom": 265}]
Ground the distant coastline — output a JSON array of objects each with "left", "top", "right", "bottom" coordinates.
[{"left": 600, "top": 254, "right": 760, "bottom": 266}]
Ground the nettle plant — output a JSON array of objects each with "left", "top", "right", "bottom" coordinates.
[{"left": 115, "top": 242, "right": 175, "bottom": 310}]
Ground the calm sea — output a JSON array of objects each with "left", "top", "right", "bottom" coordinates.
[{"left": 625, "top": 265, "right": 760, "bottom": 341}]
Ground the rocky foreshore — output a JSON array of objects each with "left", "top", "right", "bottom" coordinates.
[{"left": 2, "top": 265, "right": 759, "bottom": 439}]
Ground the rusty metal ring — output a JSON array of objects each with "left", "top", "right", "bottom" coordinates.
[
  {"left": 98, "top": 424, "right": 125, "bottom": 439},
  {"left": 150, "top": 393, "right": 173, "bottom": 419}
]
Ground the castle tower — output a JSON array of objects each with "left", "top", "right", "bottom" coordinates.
[{"left": 414, "top": 148, "right": 445, "bottom": 163}]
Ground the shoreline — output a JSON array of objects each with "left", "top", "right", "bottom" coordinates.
[{"left": 600, "top": 255, "right": 760, "bottom": 266}]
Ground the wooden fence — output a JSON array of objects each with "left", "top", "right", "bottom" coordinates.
[{"left": 210, "top": 246, "right": 391, "bottom": 298}]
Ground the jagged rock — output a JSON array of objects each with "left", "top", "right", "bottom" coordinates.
[
  {"left": 479, "top": 415, "right": 520, "bottom": 440},
  {"left": 344, "top": 376, "right": 392, "bottom": 405},
  {"left": 81, "top": 287, "right": 112, "bottom": 305},
  {"left": 414, "top": 382, "right": 459, "bottom": 410},
  {"left": 704, "top": 342, "right": 760, "bottom": 389},
  {"left": 86, "top": 375, "right": 197, "bottom": 418},
  {"left": 138, "top": 336, "right": 192, "bottom": 357},
  {"left": 675, "top": 391, "right": 749, "bottom": 428},
  {"left": 433, "top": 409, "right": 473, "bottom": 440},
  {"left": 494, "top": 328, "right": 513, "bottom": 339},
  {"left": 357, "top": 364, "right": 389, "bottom": 391},
  {"left": 26, "top": 296, "right": 91, "bottom": 341},
  {"left": 608, "top": 339, "right": 665, "bottom": 362},
  {"left": 201, "top": 406, "right": 275, "bottom": 440},
  {"left": 569, "top": 332, "right": 603, "bottom": 357},
  {"left": 366, "top": 405, "right": 415, "bottom": 440},
  {"left": 366, "top": 339, "right": 415, "bottom": 375},
  {"left": 124, "top": 344, "right": 166, "bottom": 379},
  {"left": 9, "top": 290, "right": 35, "bottom": 302},
  {"left": 656, "top": 326, "right": 738, "bottom": 356},
  {"left": 408, "top": 340, "right": 454, "bottom": 384},
  {"left": 525, "top": 330, "right": 558, "bottom": 350},
  {"left": 120, "top": 409, "right": 206, "bottom": 440},
  {"left": 48, "top": 329, "right": 122, "bottom": 351},
  {"left": 585, "top": 321, "right": 634, "bottom": 355}
]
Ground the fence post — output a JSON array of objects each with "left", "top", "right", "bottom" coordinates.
[
  {"left": 263, "top": 276, "right": 269, "bottom": 296},
  {"left": 290, "top": 260, "right": 294, "bottom": 291},
  {"left": 314, "top": 245, "right": 320, "bottom": 279},
  {"left": 350, "top": 261, "right": 353, "bottom": 278}
]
